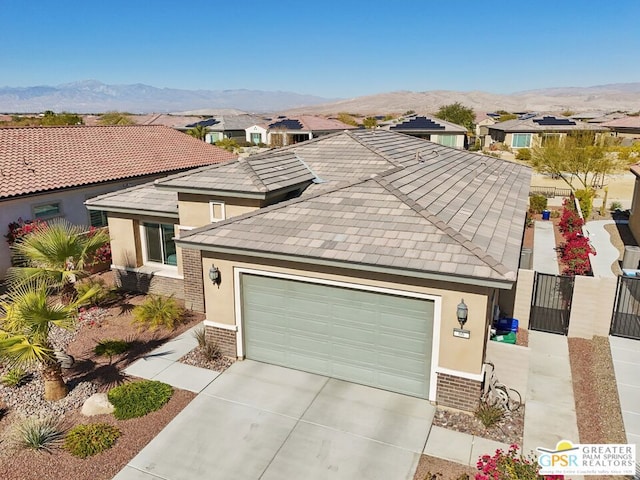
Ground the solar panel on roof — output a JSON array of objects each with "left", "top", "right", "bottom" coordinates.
[
  {"left": 389, "top": 116, "right": 445, "bottom": 130},
  {"left": 185, "top": 118, "right": 220, "bottom": 128},
  {"left": 268, "top": 119, "right": 303, "bottom": 129},
  {"left": 533, "top": 116, "right": 576, "bottom": 126},
  {"left": 518, "top": 113, "right": 537, "bottom": 120}
]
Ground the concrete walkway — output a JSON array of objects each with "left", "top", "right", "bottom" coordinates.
[
  {"left": 523, "top": 332, "right": 580, "bottom": 454},
  {"left": 533, "top": 220, "right": 560, "bottom": 274},
  {"left": 584, "top": 220, "right": 620, "bottom": 278},
  {"left": 609, "top": 336, "right": 640, "bottom": 454},
  {"left": 116, "top": 328, "right": 512, "bottom": 479}
]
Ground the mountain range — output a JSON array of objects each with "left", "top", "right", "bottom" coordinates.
[{"left": 1, "top": 80, "right": 639, "bottom": 115}]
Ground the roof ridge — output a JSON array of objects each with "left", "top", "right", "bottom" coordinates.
[
  {"left": 238, "top": 156, "right": 268, "bottom": 192},
  {"left": 343, "top": 130, "right": 404, "bottom": 168},
  {"left": 154, "top": 157, "right": 241, "bottom": 187},
  {"left": 373, "top": 175, "right": 515, "bottom": 280}
]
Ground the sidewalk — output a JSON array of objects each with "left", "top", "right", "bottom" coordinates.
[
  {"left": 609, "top": 336, "right": 640, "bottom": 454},
  {"left": 522, "top": 332, "right": 580, "bottom": 454},
  {"left": 533, "top": 221, "right": 560, "bottom": 274},
  {"left": 584, "top": 220, "right": 620, "bottom": 278}
]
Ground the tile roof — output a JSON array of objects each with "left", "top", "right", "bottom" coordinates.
[
  {"left": 253, "top": 115, "right": 357, "bottom": 132},
  {"left": 0, "top": 125, "right": 236, "bottom": 199},
  {"left": 85, "top": 182, "right": 178, "bottom": 217},
  {"left": 178, "top": 130, "right": 531, "bottom": 285},
  {"left": 389, "top": 116, "right": 467, "bottom": 133},
  {"left": 602, "top": 116, "right": 640, "bottom": 129},
  {"left": 488, "top": 115, "right": 608, "bottom": 133}
]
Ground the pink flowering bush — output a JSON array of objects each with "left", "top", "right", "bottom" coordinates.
[
  {"left": 86, "top": 227, "right": 112, "bottom": 266},
  {"left": 5, "top": 217, "right": 47, "bottom": 245},
  {"left": 476, "top": 444, "right": 564, "bottom": 480}
]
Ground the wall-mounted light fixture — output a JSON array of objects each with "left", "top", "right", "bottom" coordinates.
[
  {"left": 453, "top": 299, "right": 470, "bottom": 339},
  {"left": 209, "top": 265, "right": 221, "bottom": 288}
]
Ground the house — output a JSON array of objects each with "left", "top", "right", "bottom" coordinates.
[
  {"left": 388, "top": 116, "right": 467, "bottom": 148},
  {"left": 86, "top": 129, "right": 531, "bottom": 411},
  {"left": 245, "top": 115, "right": 357, "bottom": 146},
  {"left": 0, "top": 125, "right": 235, "bottom": 280},
  {"left": 474, "top": 112, "right": 496, "bottom": 139},
  {"left": 181, "top": 114, "right": 267, "bottom": 144},
  {"left": 486, "top": 114, "right": 608, "bottom": 149},
  {"left": 602, "top": 116, "right": 640, "bottom": 140}
]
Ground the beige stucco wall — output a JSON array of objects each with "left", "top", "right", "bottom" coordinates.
[
  {"left": 200, "top": 251, "right": 494, "bottom": 376},
  {"left": 177, "top": 193, "right": 261, "bottom": 227},
  {"left": 568, "top": 275, "right": 617, "bottom": 338},
  {"left": 107, "top": 216, "right": 141, "bottom": 268},
  {"left": 629, "top": 176, "right": 640, "bottom": 243},
  {"left": 512, "top": 269, "right": 535, "bottom": 329},
  {"left": 485, "top": 340, "right": 530, "bottom": 402}
]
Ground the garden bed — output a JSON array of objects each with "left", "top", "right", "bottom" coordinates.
[{"left": 0, "top": 271, "right": 224, "bottom": 480}]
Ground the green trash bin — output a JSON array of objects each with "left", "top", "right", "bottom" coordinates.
[{"left": 491, "top": 332, "right": 517, "bottom": 344}]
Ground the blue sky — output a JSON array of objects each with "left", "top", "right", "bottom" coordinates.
[{"left": 2, "top": 0, "right": 639, "bottom": 98}]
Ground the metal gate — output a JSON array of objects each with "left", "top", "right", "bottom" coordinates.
[
  {"left": 611, "top": 275, "right": 640, "bottom": 340},
  {"left": 529, "top": 272, "right": 574, "bottom": 335}
]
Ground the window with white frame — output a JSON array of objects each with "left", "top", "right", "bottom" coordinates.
[
  {"left": 142, "top": 222, "right": 177, "bottom": 266},
  {"left": 511, "top": 133, "right": 532, "bottom": 148},
  {"left": 209, "top": 201, "right": 226, "bottom": 222},
  {"left": 32, "top": 201, "right": 62, "bottom": 219}
]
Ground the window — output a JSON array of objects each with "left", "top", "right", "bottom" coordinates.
[
  {"left": 250, "top": 132, "right": 262, "bottom": 145},
  {"left": 89, "top": 209, "right": 108, "bottom": 228},
  {"left": 32, "top": 202, "right": 62, "bottom": 219},
  {"left": 511, "top": 133, "right": 532, "bottom": 148},
  {"left": 210, "top": 201, "right": 226, "bottom": 222},
  {"left": 438, "top": 135, "right": 458, "bottom": 147},
  {"left": 143, "top": 222, "right": 177, "bottom": 266}
]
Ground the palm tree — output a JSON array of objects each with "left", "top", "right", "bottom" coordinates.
[
  {"left": 7, "top": 219, "right": 109, "bottom": 293},
  {"left": 186, "top": 125, "right": 208, "bottom": 141},
  {"left": 0, "top": 280, "right": 96, "bottom": 400}
]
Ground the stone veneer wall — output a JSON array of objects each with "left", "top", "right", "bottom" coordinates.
[
  {"left": 182, "top": 248, "right": 205, "bottom": 313},
  {"left": 114, "top": 269, "right": 184, "bottom": 299},
  {"left": 205, "top": 324, "right": 237, "bottom": 358},
  {"left": 436, "top": 372, "right": 483, "bottom": 412}
]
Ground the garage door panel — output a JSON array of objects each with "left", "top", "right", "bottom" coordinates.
[{"left": 243, "top": 274, "right": 434, "bottom": 399}]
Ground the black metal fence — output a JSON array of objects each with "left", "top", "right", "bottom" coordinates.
[
  {"left": 611, "top": 276, "right": 640, "bottom": 340},
  {"left": 529, "top": 272, "right": 574, "bottom": 335}
]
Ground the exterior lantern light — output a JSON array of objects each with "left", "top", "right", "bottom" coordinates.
[
  {"left": 209, "top": 265, "right": 221, "bottom": 287},
  {"left": 457, "top": 299, "right": 468, "bottom": 329}
]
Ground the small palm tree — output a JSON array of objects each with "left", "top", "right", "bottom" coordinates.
[
  {"left": 7, "top": 219, "right": 109, "bottom": 293},
  {"left": 0, "top": 280, "right": 97, "bottom": 400},
  {"left": 186, "top": 125, "right": 208, "bottom": 141}
]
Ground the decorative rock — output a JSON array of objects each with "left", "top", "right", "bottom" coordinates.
[{"left": 81, "top": 393, "right": 114, "bottom": 416}]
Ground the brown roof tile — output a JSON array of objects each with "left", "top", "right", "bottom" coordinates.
[{"left": 0, "top": 125, "right": 236, "bottom": 199}]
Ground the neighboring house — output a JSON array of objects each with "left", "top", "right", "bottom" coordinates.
[
  {"left": 245, "top": 115, "right": 357, "bottom": 146},
  {"left": 0, "top": 125, "right": 235, "bottom": 280},
  {"left": 628, "top": 164, "right": 640, "bottom": 243},
  {"left": 486, "top": 114, "right": 608, "bottom": 149},
  {"left": 388, "top": 116, "right": 467, "bottom": 148},
  {"left": 602, "top": 116, "right": 640, "bottom": 140},
  {"left": 474, "top": 112, "right": 496, "bottom": 139},
  {"left": 87, "top": 129, "right": 531, "bottom": 412},
  {"left": 182, "top": 115, "right": 267, "bottom": 144}
]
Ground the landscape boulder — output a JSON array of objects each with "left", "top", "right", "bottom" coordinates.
[{"left": 81, "top": 392, "right": 114, "bottom": 416}]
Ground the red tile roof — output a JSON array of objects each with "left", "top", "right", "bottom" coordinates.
[
  {"left": 603, "top": 116, "right": 640, "bottom": 129},
  {"left": 0, "top": 125, "right": 236, "bottom": 199}
]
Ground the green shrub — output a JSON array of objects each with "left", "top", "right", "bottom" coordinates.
[
  {"left": 575, "top": 188, "right": 594, "bottom": 219},
  {"left": 515, "top": 147, "right": 531, "bottom": 161},
  {"left": 75, "top": 277, "right": 115, "bottom": 306},
  {"left": 108, "top": 380, "right": 173, "bottom": 420},
  {"left": 550, "top": 209, "right": 561, "bottom": 218},
  {"left": 11, "top": 416, "right": 64, "bottom": 452},
  {"left": 610, "top": 200, "right": 623, "bottom": 211},
  {"left": 202, "top": 341, "right": 221, "bottom": 361},
  {"left": 64, "top": 423, "right": 121, "bottom": 458},
  {"left": 475, "top": 402, "right": 504, "bottom": 428},
  {"left": 132, "top": 295, "right": 183, "bottom": 331},
  {"left": 1, "top": 367, "right": 27, "bottom": 387},
  {"left": 528, "top": 194, "right": 547, "bottom": 214},
  {"left": 94, "top": 339, "right": 130, "bottom": 359},
  {"left": 193, "top": 326, "right": 207, "bottom": 348},
  {"left": 214, "top": 138, "right": 240, "bottom": 152}
]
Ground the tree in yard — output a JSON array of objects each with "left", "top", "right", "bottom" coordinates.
[
  {"left": 434, "top": 102, "right": 475, "bottom": 131},
  {"left": 362, "top": 117, "right": 378, "bottom": 129},
  {"left": 529, "top": 132, "right": 621, "bottom": 192},
  {"left": 186, "top": 125, "right": 208, "bottom": 141},
  {"left": 0, "top": 280, "right": 97, "bottom": 400},
  {"left": 337, "top": 112, "right": 359, "bottom": 126},
  {"left": 98, "top": 111, "right": 134, "bottom": 125},
  {"left": 7, "top": 219, "right": 110, "bottom": 294}
]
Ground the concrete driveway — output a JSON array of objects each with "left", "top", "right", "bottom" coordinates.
[{"left": 114, "top": 360, "right": 436, "bottom": 480}]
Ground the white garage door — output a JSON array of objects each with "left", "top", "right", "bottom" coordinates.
[{"left": 241, "top": 274, "right": 434, "bottom": 398}]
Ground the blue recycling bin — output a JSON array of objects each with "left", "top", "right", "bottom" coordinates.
[{"left": 542, "top": 210, "right": 550, "bottom": 220}]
